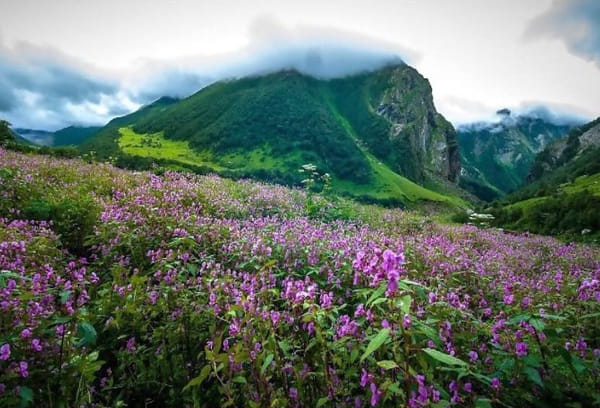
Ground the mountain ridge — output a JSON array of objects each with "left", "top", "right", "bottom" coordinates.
[{"left": 81, "top": 64, "right": 466, "bottom": 207}]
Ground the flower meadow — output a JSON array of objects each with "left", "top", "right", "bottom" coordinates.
[{"left": 0, "top": 147, "right": 599, "bottom": 408}]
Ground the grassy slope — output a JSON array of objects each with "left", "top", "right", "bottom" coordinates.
[{"left": 118, "top": 126, "right": 464, "bottom": 208}]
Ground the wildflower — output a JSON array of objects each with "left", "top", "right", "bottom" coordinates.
[
  {"left": 370, "top": 382, "right": 382, "bottom": 406},
  {"left": 0, "top": 344, "right": 10, "bottom": 360},
  {"left": 402, "top": 314, "right": 412, "bottom": 329},
  {"left": 19, "top": 361, "right": 28, "bottom": 378},
  {"left": 32, "top": 338, "right": 42, "bottom": 352},
  {"left": 515, "top": 342, "right": 528, "bottom": 357},
  {"left": 491, "top": 377, "right": 501, "bottom": 390},
  {"left": 360, "top": 369, "right": 372, "bottom": 387},
  {"left": 468, "top": 350, "right": 478, "bottom": 362},
  {"left": 289, "top": 387, "right": 298, "bottom": 400},
  {"left": 126, "top": 337, "right": 136, "bottom": 352}
]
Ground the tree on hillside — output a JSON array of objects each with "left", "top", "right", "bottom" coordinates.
[{"left": 0, "top": 120, "right": 15, "bottom": 147}]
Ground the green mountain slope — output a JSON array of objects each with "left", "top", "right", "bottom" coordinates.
[
  {"left": 53, "top": 126, "right": 102, "bottom": 146},
  {"left": 457, "top": 109, "right": 576, "bottom": 201},
  {"left": 83, "top": 65, "right": 466, "bottom": 208},
  {"left": 489, "top": 117, "right": 600, "bottom": 239}
]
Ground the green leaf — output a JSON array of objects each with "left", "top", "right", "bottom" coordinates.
[
  {"left": 507, "top": 314, "right": 531, "bottom": 325},
  {"left": 387, "top": 382, "right": 404, "bottom": 395},
  {"left": 316, "top": 397, "right": 329, "bottom": 407},
  {"left": 377, "top": 360, "right": 399, "bottom": 370},
  {"left": 76, "top": 322, "right": 97, "bottom": 347},
  {"left": 423, "top": 348, "right": 467, "bottom": 367},
  {"left": 360, "top": 328, "right": 390, "bottom": 362},
  {"left": 475, "top": 398, "right": 493, "bottom": 408},
  {"left": 524, "top": 366, "right": 543, "bottom": 387},
  {"left": 397, "top": 294, "right": 412, "bottom": 315},
  {"left": 371, "top": 297, "right": 388, "bottom": 306},
  {"left": 366, "top": 284, "right": 387, "bottom": 306},
  {"left": 261, "top": 353, "right": 274, "bottom": 374},
  {"left": 529, "top": 318, "right": 545, "bottom": 331},
  {"left": 278, "top": 341, "right": 291, "bottom": 354},
  {"left": 19, "top": 386, "right": 33, "bottom": 408},
  {"left": 59, "top": 290, "right": 71, "bottom": 304},
  {"left": 183, "top": 365, "right": 211, "bottom": 391},
  {"left": 232, "top": 376, "right": 247, "bottom": 384}
]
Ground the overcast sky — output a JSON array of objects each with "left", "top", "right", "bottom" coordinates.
[{"left": 0, "top": 0, "right": 599, "bottom": 130}]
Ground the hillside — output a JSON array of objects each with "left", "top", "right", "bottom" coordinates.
[
  {"left": 489, "top": 117, "right": 600, "bottom": 239},
  {"left": 82, "top": 65, "right": 465, "bottom": 208},
  {"left": 456, "top": 109, "right": 576, "bottom": 201}
]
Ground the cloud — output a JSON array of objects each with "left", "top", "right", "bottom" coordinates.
[
  {"left": 456, "top": 102, "right": 588, "bottom": 131},
  {"left": 126, "top": 17, "right": 415, "bottom": 102},
  {"left": 1, "top": 18, "right": 417, "bottom": 129},
  {"left": 526, "top": 0, "right": 600, "bottom": 68},
  {"left": 0, "top": 41, "right": 137, "bottom": 129}
]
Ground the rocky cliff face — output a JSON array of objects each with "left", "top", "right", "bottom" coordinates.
[
  {"left": 530, "top": 117, "right": 600, "bottom": 180},
  {"left": 371, "top": 65, "right": 460, "bottom": 183}
]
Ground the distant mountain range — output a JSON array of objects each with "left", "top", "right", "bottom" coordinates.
[
  {"left": 456, "top": 109, "right": 580, "bottom": 200},
  {"left": 14, "top": 126, "right": 102, "bottom": 147},
  {"left": 491, "top": 117, "right": 600, "bottom": 238}
]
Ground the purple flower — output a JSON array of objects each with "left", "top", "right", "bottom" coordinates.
[
  {"left": 289, "top": 387, "right": 298, "bottom": 400},
  {"left": 125, "top": 337, "right": 136, "bottom": 352},
  {"left": 468, "top": 350, "right": 478, "bottom": 362},
  {"left": 360, "top": 369, "right": 372, "bottom": 388},
  {"left": 31, "top": 338, "right": 42, "bottom": 352},
  {"left": 515, "top": 342, "right": 528, "bottom": 357},
  {"left": 370, "top": 382, "right": 382, "bottom": 406},
  {"left": 464, "top": 382, "right": 472, "bottom": 393},
  {"left": 402, "top": 314, "right": 412, "bottom": 329},
  {"left": 491, "top": 377, "right": 501, "bottom": 390},
  {"left": 19, "top": 361, "right": 28, "bottom": 378},
  {"left": 0, "top": 344, "right": 10, "bottom": 360}
]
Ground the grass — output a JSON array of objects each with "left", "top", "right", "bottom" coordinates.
[
  {"left": 506, "top": 172, "right": 600, "bottom": 213},
  {"left": 118, "top": 127, "right": 221, "bottom": 170},
  {"left": 118, "top": 126, "right": 464, "bottom": 208}
]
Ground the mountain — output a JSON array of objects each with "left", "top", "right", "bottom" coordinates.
[
  {"left": 81, "top": 65, "right": 466, "bottom": 208},
  {"left": 529, "top": 117, "right": 600, "bottom": 180},
  {"left": 456, "top": 109, "right": 578, "bottom": 201},
  {"left": 53, "top": 126, "right": 102, "bottom": 146},
  {"left": 14, "top": 128, "right": 55, "bottom": 146},
  {"left": 14, "top": 126, "right": 101, "bottom": 146},
  {"left": 490, "top": 117, "right": 600, "bottom": 239}
]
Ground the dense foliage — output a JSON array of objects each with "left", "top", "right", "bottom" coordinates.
[{"left": 1, "top": 148, "right": 599, "bottom": 407}]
